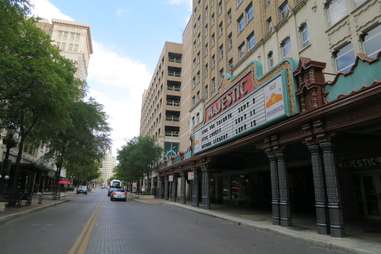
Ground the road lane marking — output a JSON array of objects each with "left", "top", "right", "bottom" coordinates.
[{"left": 68, "top": 202, "right": 101, "bottom": 254}]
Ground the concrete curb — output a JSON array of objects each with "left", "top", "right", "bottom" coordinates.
[
  {"left": 0, "top": 199, "right": 69, "bottom": 225},
  {"left": 160, "top": 200, "right": 378, "bottom": 254}
]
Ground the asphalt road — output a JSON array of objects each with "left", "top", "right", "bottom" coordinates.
[{"left": 0, "top": 189, "right": 347, "bottom": 254}]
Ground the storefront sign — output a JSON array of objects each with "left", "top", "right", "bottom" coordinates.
[
  {"left": 187, "top": 172, "right": 194, "bottom": 180},
  {"left": 193, "top": 75, "right": 289, "bottom": 154},
  {"left": 168, "top": 175, "right": 174, "bottom": 182},
  {"left": 58, "top": 178, "right": 72, "bottom": 185},
  {"left": 339, "top": 156, "right": 381, "bottom": 169},
  {"left": 205, "top": 72, "right": 254, "bottom": 123}
]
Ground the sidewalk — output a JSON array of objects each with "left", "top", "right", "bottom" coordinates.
[
  {"left": 0, "top": 192, "right": 74, "bottom": 225},
  {"left": 137, "top": 198, "right": 381, "bottom": 254}
]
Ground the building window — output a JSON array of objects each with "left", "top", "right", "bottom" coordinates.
[
  {"left": 218, "top": 21, "right": 223, "bottom": 37},
  {"left": 237, "top": 15, "right": 245, "bottom": 33},
  {"left": 211, "top": 77, "right": 216, "bottom": 94},
  {"left": 236, "top": 0, "right": 243, "bottom": 8},
  {"left": 227, "top": 32, "right": 233, "bottom": 50},
  {"left": 218, "top": 44, "right": 224, "bottom": 59},
  {"left": 218, "top": 0, "right": 223, "bottom": 15},
  {"left": 363, "top": 24, "right": 381, "bottom": 58},
  {"left": 211, "top": 54, "right": 216, "bottom": 67},
  {"left": 227, "top": 9, "right": 232, "bottom": 25},
  {"left": 299, "top": 23, "right": 310, "bottom": 48},
  {"left": 267, "top": 17, "right": 273, "bottom": 34},
  {"left": 279, "top": 1, "right": 290, "bottom": 20},
  {"left": 335, "top": 43, "right": 356, "bottom": 73},
  {"left": 238, "top": 42, "right": 246, "bottom": 59},
  {"left": 245, "top": 3, "right": 254, "bottom": 23},
  {"left": 219, "top": 68, "right": 224, "bottom": 87},
  {"left": 204, "top": 85, "right": 209, "bottom": 99},
  {"left": 327, "top": 0, "right": 347, "bottom": 26},
  {"left": 267, "top": 51, "right": 274, "bottom": 69},
  {"left": 228, "top": 58, "right": 234, "bottom": 70},
  {"left": 280, "top": 37, "right": 291, "bottom": 58},
  {"left": 247, "top": 32, "right": 256, "bottom": 50},
  {"left": 192, "top": 96, "right": 196, "bottom": 106}
]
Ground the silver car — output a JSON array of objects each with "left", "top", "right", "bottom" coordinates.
[{"left": 110, "top": 189, "right": 127, "bottom": 201}]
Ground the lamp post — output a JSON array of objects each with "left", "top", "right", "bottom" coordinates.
[{"left": 2, "top": 130, "right": 17, "bottom": 204}]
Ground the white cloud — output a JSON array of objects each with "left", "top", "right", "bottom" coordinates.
[
  {"left": 167, "top": 0, "right": 192, "bottom": 10},
  {"left": 88, "top": 42, "right": 152, "bottom": 154},
  {"left": 30, "top": 0, "right": 73, "bottom": 21},
  {"left": 115, "top": 8, "right": 128, "bottom": 17},
  {"left": 31, "top": 0, "right": 152, "bottom": 155}
]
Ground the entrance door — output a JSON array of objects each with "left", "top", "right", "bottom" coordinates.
[{"left": 360, "top": 173, "right": 381, "bottom": 219}]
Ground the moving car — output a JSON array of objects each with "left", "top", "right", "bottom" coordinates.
[
  {"left": 110, "top": 189, "right": 127, "bottom": 201},
  {"left": 76, "top": 185, "right": 88, "bottom": 194},
  {"left": 108, "top": 186, "right": 121, "bottom": 196}
]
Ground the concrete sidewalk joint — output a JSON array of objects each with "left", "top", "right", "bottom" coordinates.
[{"left": 155, "top": 200, "right": 379, "bottom": 254}]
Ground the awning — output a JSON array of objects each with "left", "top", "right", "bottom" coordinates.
[{"left": 58, "top": 179, "right": 72, "bottom": 185}]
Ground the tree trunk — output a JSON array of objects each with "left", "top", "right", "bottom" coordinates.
[{"left": 8, "top": 136, "right": 25, "bottom": 207}]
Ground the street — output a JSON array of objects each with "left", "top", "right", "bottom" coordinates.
[{"left": 0, "top": 189, "right": 348, "bottom": 254}]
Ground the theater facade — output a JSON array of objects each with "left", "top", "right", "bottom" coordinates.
[{"left": 154, "top": 53, "right": 381, "bottom": 237}]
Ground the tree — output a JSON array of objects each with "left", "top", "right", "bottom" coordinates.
[
  {"left": 43, "top": 99, "right": 111, "bottom": 197},
  {"left": 0, "top": 16, "right": 81, "bottom": 205},
  {"left": 117, "top": 136, "right": 162, "bottom": 193}
]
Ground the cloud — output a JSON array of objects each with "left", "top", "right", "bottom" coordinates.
[
  {"left": 115, "top": 8, "right": 128, "bottom": 17},
  {"left": 167, "top": 0, "right": 192, "bottom": 10},
  {"left": 88, "top": 42, "right": 152, "bottom": 153},
  {"left": 30, "top": 0, "right": 73, "bottom": 21},
  {"left": 31, "top": 0, "right": 152, "bottom": 155}
]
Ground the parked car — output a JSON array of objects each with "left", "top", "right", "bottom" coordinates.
[
  {"left": 76, "top": 185, "right": 88, "bottom": 194},
  {"left": 110, "top": 188, "right": 127, "bottom": 201}
]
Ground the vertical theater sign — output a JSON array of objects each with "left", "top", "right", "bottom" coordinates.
[{"left": 192, "top": 59, "right": 299, "bottom": 154}]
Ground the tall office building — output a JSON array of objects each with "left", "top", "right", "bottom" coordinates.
[
  {"left": 140, "top": 42, "right": 184, "bottom": 157},
  {"left": 100, "top": 152, "right": 117, "bottom": 182},
  {"left": 152, "top": 0, "right": 381, "bottom": 238},
  {"left": 37, "top": 19, "right": 93, "bottom": 82}
]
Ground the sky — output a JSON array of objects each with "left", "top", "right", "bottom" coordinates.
[{"left": 30, "top": 0, "right": 192, "bottom": 156}]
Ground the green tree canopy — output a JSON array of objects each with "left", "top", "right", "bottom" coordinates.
[
  {"left": 43, "top": 99, "right": 111, "bottom": 183},
  {"left": 117, "top": 136, "right": 162, "bottom": 181}
]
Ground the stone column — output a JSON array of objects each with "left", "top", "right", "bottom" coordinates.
[
  {"left": 320, "top": 141, "right": 344, "bottom": 237},
  {"left": 164, "top": 176, "right": 169, "bottom": 200},
  {"left": 200, "top": 167, "right": 210, "bottom": 209},
  {"left": 267, "top": 152, "right": 280, "bottom": 225},
  {"left": 308, "top": 144, "right": 329, "bottom": 234},
  {"left": 180, "top": 172, "right": 186, "bottom": 204},
  {"left": 191, "top": 169, "right": 199, "bottom": 207},
  {"left": 276, "top": 150, "right": 291, "bottom": 226}
]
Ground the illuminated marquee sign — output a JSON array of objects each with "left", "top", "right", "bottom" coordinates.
[
  {"left": 193, "top": 74, "right": 292, "bottom": 154},
  {"left": 205, "top": 72, "right": 254, "bottom": 123}
]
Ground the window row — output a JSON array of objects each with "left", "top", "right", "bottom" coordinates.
[{"left": 335, "top": 24, "right": 381, "bottom": 73}]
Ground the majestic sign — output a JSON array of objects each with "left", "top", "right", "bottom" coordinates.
[
  {"left": 193, "top": 74, "right": 290, "bottom": 154},
  {"left": 205, "top": 72, "right": 254, "bottom": 123}
]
